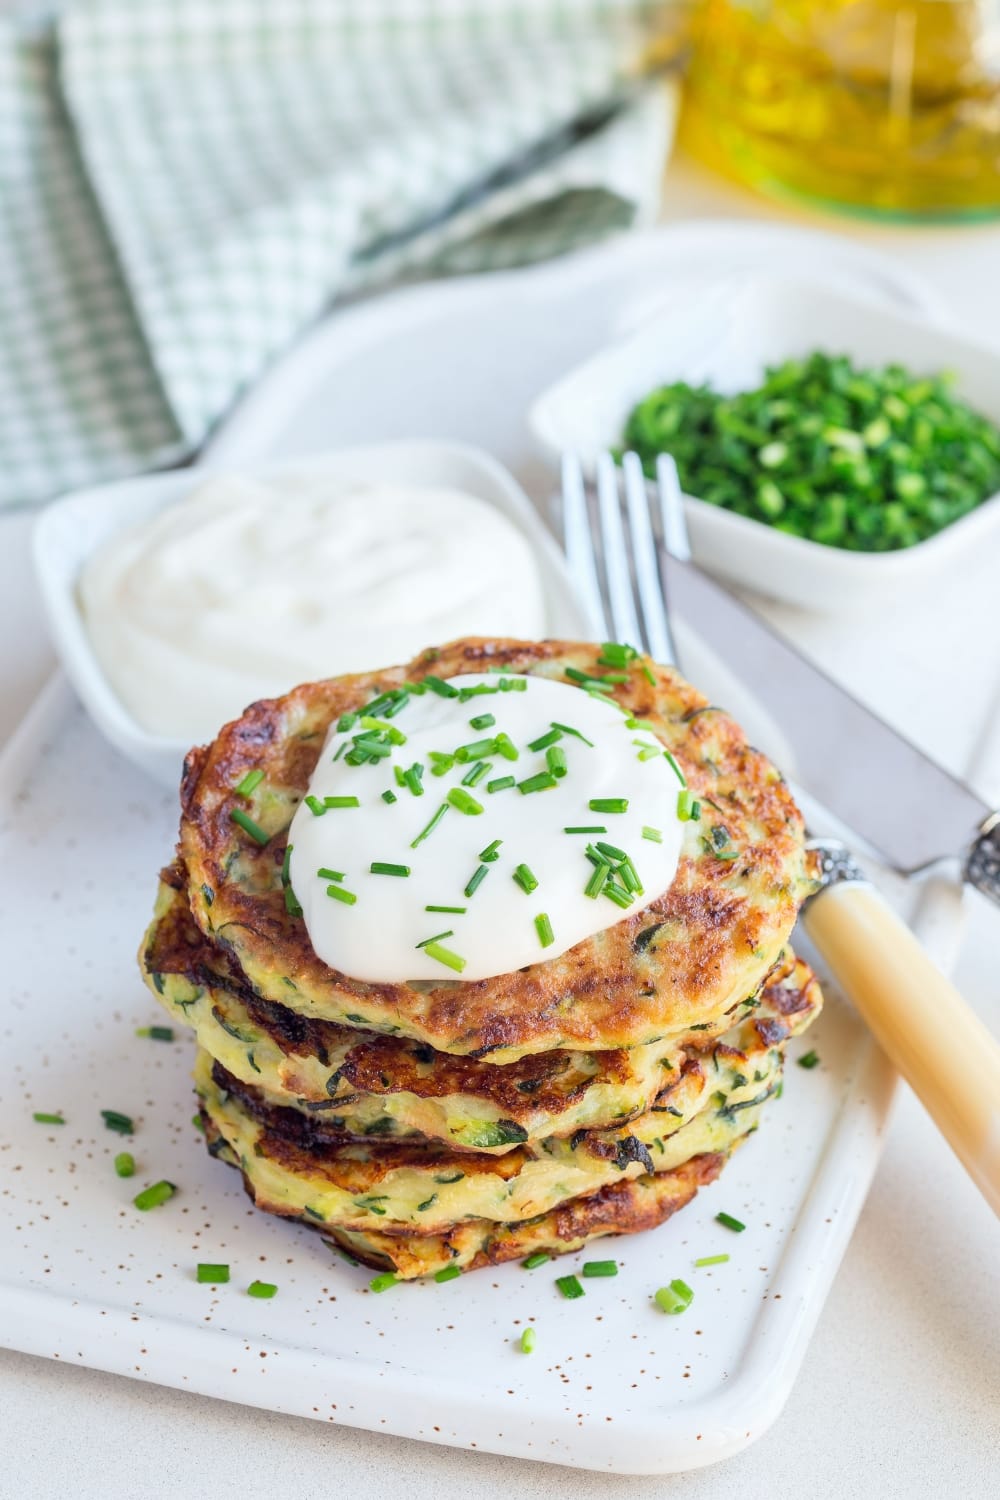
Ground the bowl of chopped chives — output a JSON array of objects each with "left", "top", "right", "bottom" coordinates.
[{"left": 529, "top": 275, "right": 1000, "bottom": 611}]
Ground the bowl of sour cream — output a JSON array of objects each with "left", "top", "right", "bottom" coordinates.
[{"left": 34, "top": 442, "right": 586, "bottom": 785}]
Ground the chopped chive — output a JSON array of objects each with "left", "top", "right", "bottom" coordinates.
[
  {"left": 664, "top": 752, "right": 686, "bottom": 786},
  {"left": 694, "top": 1254, "right": 730, "bottom": 1267},
  {"left": 677, "top": 788, "right": 701, "bottom": 821},
  {"left": 394, "top": 764, "right": 407, "bottom": 788},
  {"left": 522, "top": 1252, "right": 550, "bottom": 1269},
  {"left": 637, "top": 745, "right": 661, "bottom": 761},
  {"left": 716, "top": 1211, "right": 746, "bottom": 1233},
  {"left": 534, "top": 913, "right": 554, "bottom": 949},
  {"left": 323, "top": 795, "right": 360, "bottom": 810},
  {"left": 642, "top": 825, "right": 663, "bottom": 843},
  {"left": 527, "top": 727, "right": 562, "bottom": 752},
  {"left": 513, "top": 864, "right": 538, "bottom": 895},
  {"left": 479, "top": 838, "right": 503, "bottom": 863},
  {"left": 192, "top": 1114, "right": 204, "bottom": 1133},
  {"left": 564, "top": 667, "right": 613, "bottom": 687},
  {"left": 247, "top": 1280, "right": 278, "bottom": 1299},
  {"left": 464, "top": 864, "right": 489, "bottom": 899},
  {"left": 462, "top": 760, "right": 491, "bottom": 787},
  {"left": 135, "top": 1025, "right": 175, "bottom": 1042},
  {"left": 555, "top": 1274, "right": 585, "bottom": 1300},
  {"left": 584, "top": 861, "right": 610, "bottom": 899},
  {"left": 519, "top": 1326, "right": 537, "bottom": 1353},
  {"left": 230, "top": 809, "right": 270, "bottom": 845},
  {"left": 655, "top": 1279, "right": 694, "bottom": 1314},
  {"left": 101, "top": 1109, "right": 134, "bottom": 1135},
  {"left": 332, "top": 742, "right": 348, "bottom": 763},
  {"left": 33, "top": 1112, "right": 64, "bottom": 1125},
  {"left": 603, "top": 882, "right": 634, "bottom": 909},
  {"left": 369, "top": 1272, "right": 399, "bottom": 1293},
  {"left": 487, "top": 775, "right": 515, "bottom": 793},
  {"left": 326, "top": 884, "right": 358, "bottom": 905},
  {"left": 370, "top": 862, "right": 410, "bottom": 878},
  {"left": 235, "top": 769, "right": 264, "bottom": 797},
  {"left": 422, "top": 940, "right": 467, "bottom": 974},
  {"left": 403, "top": 764, "right": 425, "bottom": 797},
  {"left": 428, "top": 751, "right": 455, "bottom": 777},
  {"left": 114, "top": 1152, "right": 135, "bottom": 1177},
  {"left": 518, "top": 771, "right": 557, "bottom": 795},
  {"left": 423, "top": 676, "right": 459, "bottom": 698},
  {"left": 337, "top": 712, "right": 358, "bottom": 733},
  {"left": 619, "top": 858, "right": 643, "bottom": 895},
  {"left": 434, "top": 1265, "right": 462, "bottom": 1283},
  {"left": 798, "top": 1050, "right": 821, "bottom": 1069},
  {"left": 425, "top": 904, "right": 467, "bottom": 914},
  {"left": 304, "top": 795, "right": 326, "bottom": 817},
  {"left": 196, "top": 1262, "right": 230, "bottom": 1283},
  {"left": 546, "top": 746, "right": 568, "bottom": 779},
  {"left": 469, "top": 713, "right": 496, "bottom": 730},
  {"left": 281, "top": 844, "right": 294, "bottom": 884},
  {"left": 410, "top": 802, "right": 449, "bottom": 849},
  {"left": 133, "top": 1180, "right": 176, "bottom": 1211},
  {"left": 360, "top": 716, "right": 407, "bottom": 745},
  {"left": 642, "top": 663, "right": 656, "bottom": 685},
  {"left": 454, "top": 737, "right": 497, "bottom": 763},
  {"left": 589, "top": 798, "right": 628, "bottom": 814},
  {"left": 598, "top": 641, "right": 638, "bottom": 666},
  {"left": 447, "top": 787, "right": 484, "bottom": 816},
  {"left": 317, "top": 867, "right": 344, "bottom": 882},
  {"left": 381, "top": 789, "right": 397, "bottom": 804},
  {"left": 551, "top": 721, "right": 594, "bottom": 747},
  {"left": 594, "top": 841, "right": 627, "bottom": 863},
  {"left": 564, "top": 825, "right": 606, "bottom": 834},
  {"left": 582, "top": 1260, "right": 618, "bottom": 1278},
  {"left": 494, "top": 732, "right": 519, "bottom": 762},
  {"left": 416, "top": 930, "right": 453, "bottom": 948}
]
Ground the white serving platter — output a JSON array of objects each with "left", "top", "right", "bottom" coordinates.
[{"left": 2, "top": 222, "right": 963, "bottom": 1474}]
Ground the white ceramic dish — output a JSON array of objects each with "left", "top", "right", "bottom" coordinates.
[
  {"left": 529, "top": 274, "right": 1000, "bottom": 610},
  {"left": 32, "top": 441, "right": 585, "bottom": 787}
]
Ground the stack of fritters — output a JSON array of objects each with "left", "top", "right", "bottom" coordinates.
[{"left": 139, "top": 639, "right": 822, "bottom": 1278}]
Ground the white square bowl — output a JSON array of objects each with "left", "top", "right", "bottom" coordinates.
[
  {"left": 33, "top": 441, "right": 587, "bottom": 787},
  {"left": 529, "top": 274, "right": 1000, "bottom": 610}
]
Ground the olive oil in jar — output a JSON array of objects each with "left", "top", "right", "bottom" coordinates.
[{"left": 683, "top": 0, "right": 1000, "bottom": 219}]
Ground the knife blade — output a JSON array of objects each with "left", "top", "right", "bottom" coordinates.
[{"left": 660, "top": 551, "right": 995, "bottom": 882}]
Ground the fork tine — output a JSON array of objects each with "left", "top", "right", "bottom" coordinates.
[
  {"left": 621, "top": 450, "right": 676, "bottom": 666},
  {"left": 561, "top": 452, "right": 609, "bottom": 638},
  {"left": 655, "top": 453, "right": 692, "bottom": 561},
  {"left": 595, "top": 452, "right": 643, "bottom": 649}
]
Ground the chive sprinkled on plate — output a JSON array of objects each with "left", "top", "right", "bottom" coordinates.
[
  {"left": 527, "top": 727, "right": 561, "bottom": 752},
  {"left": 323, "top": 795, "right": 360, "bottom": 810},
  {"left": 422, "top": 940, "right": 467, "bottom": 973},
  {"left": 654, "top": 1279, "right": 693, "bottom": 1314},
  {"left": 534, "top": 913, "right": 554, "bottom": 949},
  {"left": 716, "top": 1211, "right": 746, "bottom": 1233},
  {"left": 454, "top": 737, "right": 497, "bottom": 763},
  {"left": 468, "top": 713, "right": 495, "bottom": 730},
  {"left": 582, "top": 1260, "right": 618, "bottom": 1277},
  {"left": 551, "top": 721, "right": 594, "bottom": 746},
  {"left": 663, "top": 752, "right": 686, "bottom": 786},
  {"left": 494, "top": 732, "right": 519, "bottom": 761},
  {"left": 196, "top": 1263, "right": 230, "bottom": 1284},
  {"left": 416, "top": 930, "right": 453, "bottom": 948},
  {"left": 464, "top": 864, "right": 489, "bottom": 899},
  {"left": 317, "top": 867, "right": 344, "bottom": 882},
  {"left": 487, "top": 775, "right": 515, "bottom": 793},
  {"left": 677, "top": 788, "right": 701, "bottom": 821},
  {"left": 234, "top": 769, "right": 264, "bottom": 796},
  {"left": 247, "top": 1280, "right": 278, "bottom": 1299},
  {"left": 589, "top": 797, "right": 628, "bottom": 814},
  {"left": 479, "top": 839, "right": 502, "bottom": 862},
  {"left": 434, "top": 1265, "right": 462, "bottom": 1283},
  {"left": 461, "top": 760, "right": 491, "bottom": 787},
  {"left": 101, "top": 1109, "right": 134, "bottom": 1135},
  {"left": 135, "top": 1025, "right": 174, "bottom": 1042},
  {"left": 555, "top": 1274, "right": 585, "bottom": 1300},
  {"left": 584, "top": 862, "right": 610, "bottom": 899},
  {"left": 423, "top": 676, "right": 458, "bottom": 698},
  {"left": 425, "top": 904, "right": 466, "bottom": 914},
  {"left": 798, "top": 1050, "right": 821, "bottom": 1069},
  {"left": 370, "top": 862, "right": 410, "bottom": 877},
  {"left": 326, "top": 884, "right": 358, "bottom": 905},
  {"left": 518, "top": 771, "right": 557, "bottom": 795},
  {"left": 519, "top": 1326, "right": 537, "bottom": 1353},
  {"left": 546, "top": 746, "right": 568, "bottom": 779},
  {"left": 114, "top": 1152, "right": 135, "bottom": 1177},
  {"left": 133, "top": 1180, "right": 176, "bottom": 1211},
  {"left": 512, "top": 863, "right": 538, "bottom": 894},
  {"left": 522, "top": 1252, "right": 550, "bottom": 1269},
  {"left": 369, "top": 1272, "right": 399, "bottom": 1292},
  {"left": 642, "top": 825, "right": 663, "bottom": 842},
  {"left": 381, "top": 789, "right": 397, "bottom": 804},
  {"left": 33, "top": 1112, "right": 64, "bottom": 1125},
  {"left": 446, "top": 787, "right": 484, "bottom": 816},
  {"left": 694, "top": 1254, "right": 730, "bottom": 1267},
  {"left": 304, "top": 795, "right": 326, "bottom": 817},
  {"left": 230, "top": 808, "right": 270, "bottom": 844},
  {"left": 410, "top": 802, "right": 449, "bottom": 849}
]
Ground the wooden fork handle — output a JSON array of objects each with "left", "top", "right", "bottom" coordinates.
[{"left": 803, "top": 880, "right": 1000, "bottom": 1216}]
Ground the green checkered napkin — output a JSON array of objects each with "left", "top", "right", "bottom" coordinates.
[{"left": 0, "top": 1, "right": 677, "bottom": 510}]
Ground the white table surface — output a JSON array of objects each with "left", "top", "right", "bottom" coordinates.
[{"left": 2, "top": 155, "right": 998, "bottom": 1500}]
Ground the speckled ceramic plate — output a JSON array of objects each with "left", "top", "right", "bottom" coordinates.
[{"left": 0, "top": 673, "right": 895, "bottom": 1474}]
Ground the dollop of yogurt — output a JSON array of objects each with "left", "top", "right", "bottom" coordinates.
[{"left": 288, "top": 673, "right": 684, "bottom": 983}]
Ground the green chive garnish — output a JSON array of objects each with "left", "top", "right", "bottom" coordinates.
[
  {"left": 464, "top": 864, "right": 489, "bottom": 898},
  {"left": 323, "top": 795, "right": 360, "bottom": 810},
  {"left": 642, "top": 825, "right": 663, "bottom": 842},
  {"left": 114, "top": 1152, "right": 135, "bottom": 1177},
  {"left": 479, "top": 839, "right": 503, "bottom": 862},
  {"left": 230, "top": 808, "right": 270, "bottom": 845},
  {"left": 677, "top": 788, "right": 701, "bottom": 821},
  {"left": 422, "top": 941, "right": 467, "bottom": 974},
  {"left": 589, "top": 798, "right": 628, "bottom": 814},
  {"left": 135, "top": 1025, "right": 174, "bottom": 1042},
  {"left": 519, "top": 1326, "right": 536, "bottom": 1353},
  {"left": 461, "top": 760, "right": 491, "bottom": 787},
  {"left": 487, "top": 775, "right": 515, "bottom": 793},
  {"left": 637, "top": 745, "right": 661, "bottom": 761},
  {"left": 716, "top": 1211, "right": 746, "bottom": 1232},
  {"left": 281, "top": 843, "right": 293, "bottom": 884},
  {"left": 664, "top": 751, "right": 686, "bottom": 786},
  {"left": 494, "top": 733, "right": 519, "bottom": 762},
  {"left": 416, "top": 930, "right": 453, "bottom": 948},
  {"left": 469, "top": 713, "right": 495, "bottom": 730},
  {"left": 196, "top": 1263, "right": 230, "bottom": 1283},
  {"left": 317, "top": 866, "right": 344, "bottom": 882},
  {"left": 369, "top": 1272, "right": 399, "bottom": 1293},
  {"left": 594, "top": 840, "right": 627, "bottom": 863},
  {"left": 582, "top": 1260, "right": 618, "bottom": 1277},
  {"left": 454, "top": 737, "right": 497, "bottom": 763},
  {"left": 555, "top": 1274, "right": 585, "bottom": 1300},
  {"left": 603, "top": 882, "right": 634, "bottom": 909},
  {"left": 101, "top": 1109, "right": 134, "bottom": 1135},
  {"left": 284, "top": 884, "right": 303, "bottom": 917},
  {"left": 447, "top": 787, "right": 484, "bottom": 816},
  {"left": 403, "top": 764, "right": 425, "bottom": 797},
  {"left": 337, "top": 712, "right": 358, "bottom": 732},
  {"left": 513, "top": 864, "right": 538, "bottom": 894},
  {"left": 429, "top": 751, "right": 455, "bottom": 777},
  {"left": 33, "top": 1112, "right": 64, "bottom": 1125},
  {"left": 584, "top": 861, "right": 610, "bottom": 899},
  {"left": 798, "top": 1050, "right": 820, "bottom": 1069},
  {"left": 551, "top": 721, "right": 594, "bottom": 746},
  {"left": 235, "top": 769, "right": 264, "bottom": 796},
  {"left": 304, "top": 795, "right": 326, "bottom": 817},
  {"left": 534, "top": 913, "right": 554, "bottom": 949},
  {"left": 370, "top": 862, "right": 410, "bottom": 877},
  {"left": 642, "top": 663, "right": 656, "bottom": 685},
  {"left": 564, "top": 667, "right": 613, "bottom": 687},
  {"left": 546, "top": 746, "right": 568, "bottom": 779},
  {"left": 694, "top": 1254, "right": 730, "bottom": 1267},
  {"left": 434, "top": 1265, "right": 462, "bottom": 1283},
  {"left": 522, "top": 1252, "right": 550, "bottom": 1269},
  {"left": 518, "top": 771, "right": 557, "bottom": 795},
  {"left": 247, "top": 1280, "right": 278, "bottom": 1299},
  {"left": 425, "top": 904, "right": 467, "bottom": 914},
  {"left": 564, "top": 825, "right": 606, "bottom": 834},
  {"left": 654, "top": 1279, "right": 694, "bottom": 1314},
  {"left": 411, "top": 802, "right": 449, "bottom": 848},
  {"left": 598, "top": 641, "right": 638, "bottom": 667},
  {"left": 528, "top": 727, "right": 562, "bottom": 752},
  {"left": 381, "top": 789, "right": 397, "bottom": 804},
  {"left": 326, "top": 884, "right": 358, "bottom": 905},
  {"left": 133, "top": 1180, "right": 176, "bottom": 1211},
  {"left": 423, "top": 676, "right": 458, "bottom": 698}
]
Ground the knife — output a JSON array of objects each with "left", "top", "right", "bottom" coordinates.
[{"left": 659, "top": 530, "right": 1000, "bottom": 1215}]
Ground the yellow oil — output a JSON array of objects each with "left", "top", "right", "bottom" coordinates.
[{"left": 682, "top": 0, "right": 1000, "bottom": 219}]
